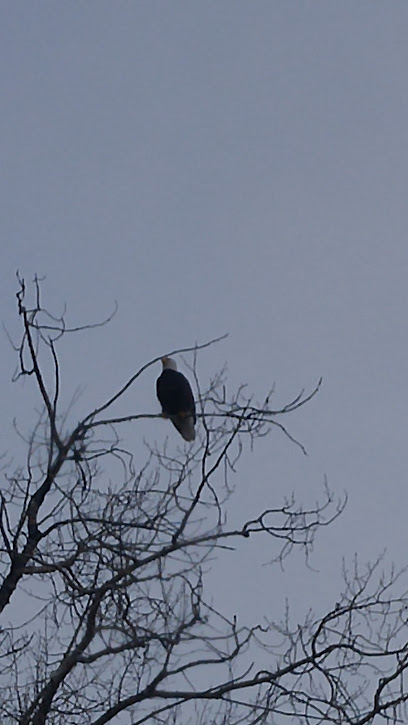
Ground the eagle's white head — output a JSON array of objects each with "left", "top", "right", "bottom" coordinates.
[{"left": 161, "top": 356, "right": 178, "bottom": 371}]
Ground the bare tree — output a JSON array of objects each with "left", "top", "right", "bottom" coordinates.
[{"left": 0, "top": 276, "right": 407, "bottom": 724}]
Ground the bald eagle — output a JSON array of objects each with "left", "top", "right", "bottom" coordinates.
[{"left": 156, "top": 357, "right": 196, "bottom": 441}]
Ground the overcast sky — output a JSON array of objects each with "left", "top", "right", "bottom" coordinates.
[{"left": 1, "top": 2, "right": 408, "bottom": 631}]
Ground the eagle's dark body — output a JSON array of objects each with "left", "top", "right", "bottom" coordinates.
[{"left": 156, "top": 358, "right": 196, "bottom": 441}]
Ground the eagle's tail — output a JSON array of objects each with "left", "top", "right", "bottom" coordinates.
[{"left": 170, "top": 414, "right": 196, "bottom": 442}]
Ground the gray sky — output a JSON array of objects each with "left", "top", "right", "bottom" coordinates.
[{"left": 1, "top": 2, "right": 408, "bottom": 629}]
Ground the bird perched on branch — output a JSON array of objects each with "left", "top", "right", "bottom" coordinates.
[{"left": 156, "top": 356, "right": 196, "bottom": 441}]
